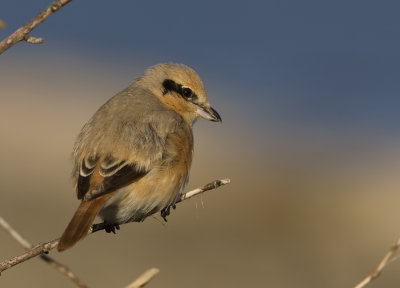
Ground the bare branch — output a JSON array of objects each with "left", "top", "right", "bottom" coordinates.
[
  {"left": 39, "top": 255, "right": 88, "bottom": 288},
  {"left": 354, "top": 237, "right": 400, "bottom": 288},
  {"left": 0, "top": 178, "right": 230, "bottom": 274},
  {"left": 91, "top": 178, "right": 231, "bottom": 232},
  {"left": 0, "top": 217, "right": 31, "bottom": 249},
  {"left": 0, "top": 0, "right": 72, "bottom": 55},
  {"left": 0, "top": 239, "right": 59, "bottom": 273},
  {"left": 0, "top": 216, "right": 88, "bottom": 287},
  {"left": 124, "top": 268, "right": 160, "bottom": 288},
  {"left": 179, "top": 178, "right": 230, "bottom": 202}
]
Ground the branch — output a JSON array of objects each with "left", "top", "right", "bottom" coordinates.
[
  {"left": 0, "top": 216, "right": 160, "bottom": 288},
  {"left": 0, "top": 178, "right": 230, "bottom": 274},
  {"left": 0, "top": 0, "right": 73, "bottom": 55},
  {"left": 0, "top": 217, "right": 31, "bottom": 249},
  {"left": 91, "top": 178, "right": 231, "bottom": 232},
  {"left": 0, "top": 216, "right": 88, "bottom": 287},
  {"left": 354, "top": 237, "right": 400, "bottom": 288},
  {"left": 179, "top": 178, "right": 230, "bottom": 201},
  {"left": 124, "top": 268, "right": 160, "bottom": 288}
]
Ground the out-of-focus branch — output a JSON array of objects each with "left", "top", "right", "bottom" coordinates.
[
  {"left": 0, "top": 216, "right": 88, "bottom": 287},
  {"left": 0, "top": 0, "right": 73, "bottom": 55},
  {"left": 354, "top": 237, "right": 400, "bottom": 288},
  {"left": 0, "top": 19, "right": 6, "bottom": 30},
  {"left": 0, "top": 215, "right": 159, "bottom": 287},
  {"left": 124, "top": 268, "right": 160, "bottom": 288},
  {"left": 0, "top": 217, "right": 31, "bottom": 249},
  {"left": 0, "top": 178, "right": 230, "bottom": 274}
]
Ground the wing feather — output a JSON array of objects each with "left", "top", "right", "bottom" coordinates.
[
  {"left": 83, "top": 163, "right": 147, "bottom": 201},
  {"left": 73, "top": 87, "right": 185, "bottom": 200}
]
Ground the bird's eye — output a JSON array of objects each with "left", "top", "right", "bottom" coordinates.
[{"left": 181, "top": 87, "right": 192, "bottom": 99}]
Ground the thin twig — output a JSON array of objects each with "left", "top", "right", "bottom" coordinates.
[
  {"left": 124, "top": 268, "right": 160, "bottom": 288},
  {"left": 179, "top": 178, "right": 230, "bottom": 202},
  {"left": 1, "top": 217, "right": 159, "bottom": 288},
  {"left": 39, "top": 255, "right": 88, "bottom": 288},
  {"left": 0, "top": 178, "right": 230, "bottom": 274},
  {"left": 0, "top": 0, "right": 72, "bottom": 54},
  {"left": 354, "top": 237, "right": 400, "bottom": 288},
  {"left": 0, "top": 217, "right": 31, "bottom": 249},
  {"left": 0, "top": 239, "right": 59, "bottom": 273},
  {"left": 0, "top": 216, "right": 88, "bottom": 287}
]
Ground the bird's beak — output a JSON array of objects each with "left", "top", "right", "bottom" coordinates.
[{"left": 196, "top": 105, "right": 222, "bottom": 122}]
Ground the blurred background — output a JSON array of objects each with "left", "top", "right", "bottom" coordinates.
[{"left": 1, "top": 0, "right": 400, "bottom": 287}]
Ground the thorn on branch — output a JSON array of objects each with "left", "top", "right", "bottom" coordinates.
[{"left": 24, "top": 35, "right": 44, "bottom": 44}]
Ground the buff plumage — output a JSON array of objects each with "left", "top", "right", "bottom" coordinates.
[{"left": 58, "top": 63, "right": 221, "bottom": 251}]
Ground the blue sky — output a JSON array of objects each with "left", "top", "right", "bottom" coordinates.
[{"left": 2, "top": 0, "right": 400, "bottom": 132}]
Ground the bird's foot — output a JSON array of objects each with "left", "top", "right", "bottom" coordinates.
[
  {"left": 161, "top": 206, "right": 170, "bottom": 222},
  {"left": 161, "top": 204, "right": 177, "bottom": 222},
  {"left": 105, "top": 223, "right": 120, "bottom": 234}
]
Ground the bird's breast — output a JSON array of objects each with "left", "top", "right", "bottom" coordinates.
[{"left": 98, "top": 158, "right": 191, "bottom": 224}]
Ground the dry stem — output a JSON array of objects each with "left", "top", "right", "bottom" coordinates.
[
  {"left": 354, "top": 237, "right": 400, "bottom": 288},
  {"left": 124, "top": 268, "right": 160, "bottom": 288},
  {"left": 0, "top": 0, "right": 72, "bottom": 54},
  {"left": 0, "top": 216, "right": 88, "bottom": 287}
]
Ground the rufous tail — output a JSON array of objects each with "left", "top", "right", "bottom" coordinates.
[{"left": 57, "top": 196, "right": 109, "bottom": 251}]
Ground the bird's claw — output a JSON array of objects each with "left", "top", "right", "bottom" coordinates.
[{"left": 105, "top": 224, "right": 120, "bottom": 234}]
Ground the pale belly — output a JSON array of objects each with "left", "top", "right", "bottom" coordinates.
[{"left": 98, "top": 167, "right": 187, "bottom": 224}]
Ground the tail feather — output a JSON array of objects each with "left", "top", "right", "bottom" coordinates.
[{"left": 58, "top": 196, "right": 109, "bottom": 251}]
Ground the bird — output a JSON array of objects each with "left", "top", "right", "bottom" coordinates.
[{"left": 57, "top": 63, "right": 221, "bottom": 251}]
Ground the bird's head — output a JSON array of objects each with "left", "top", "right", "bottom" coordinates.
[{"left": 138, "top": 63, "right": 221, "bottom": 124}]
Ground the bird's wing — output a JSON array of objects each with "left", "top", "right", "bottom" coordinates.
[
  {"left": 77, "top": 157, "right": 147, "bottom": 200},
  {"left": 58, "top": 108, "right": 184, "bottom": 251},
  {"left": 74, "top": 107, "right": 185, "bottom": 200}
]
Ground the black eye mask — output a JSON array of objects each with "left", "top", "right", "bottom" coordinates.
[{"left": 162, "top": 79, "right": 199, "bottom": 102}]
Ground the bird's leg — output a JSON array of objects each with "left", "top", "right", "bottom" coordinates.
[
  {"left": 160, "top": 206, "right": 171, "bottom": 222},
  {"left": 104, "top": 223, "right": 120, "bottom": 234},
  {"left": 161, "top": 201, "right": 178, "bottom": 222}
]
